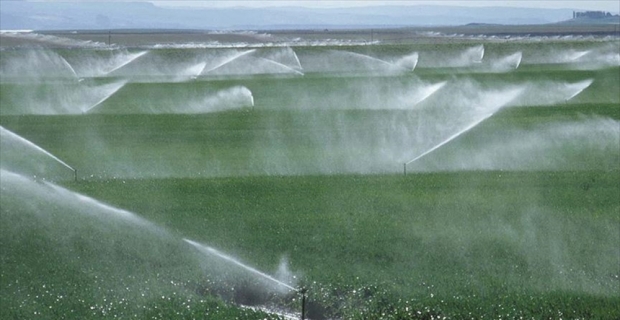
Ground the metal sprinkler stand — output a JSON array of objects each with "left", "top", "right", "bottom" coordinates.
[
  {"left": 299, "top": 287, "right": 308, "bottom": 320},
  {"left": 403, "top": 163, "right": 407, "bottom": 176},
  {"left": 74, "top": 168, "right": 78, "bottom": 182}
]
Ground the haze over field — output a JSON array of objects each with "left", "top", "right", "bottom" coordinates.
[
  {"left": 1, "top": 0, "right": 619, "bottom": 30},
  {"left": 1, "top": 1, "right": 619, "bottom": 319}
]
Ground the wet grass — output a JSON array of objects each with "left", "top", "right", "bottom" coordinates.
[
  {"left": 1, "top": 39, "right": 619, "bottom": 318},
  {"left": 60, "top": 170, "right": 620, "bottom": 319}
]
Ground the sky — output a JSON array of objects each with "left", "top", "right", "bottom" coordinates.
[{"left": 151, "top": 1, "right": 620, "bottom": 12}]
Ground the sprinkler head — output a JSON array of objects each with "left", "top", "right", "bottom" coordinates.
[{"left": 299, "top": 287, "right": 308, "bottom": 295}]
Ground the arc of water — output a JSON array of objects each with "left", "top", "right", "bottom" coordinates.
[
  {"left": 510, "top": 51, "right": 523, "bottom": 69},
  {"left": 58, "top": 55, "right": 79, "bottom": 79},
  {"left": 184, "top": 239, "right": 297, "bottom": 292},
  {"left": 104, "top": 51, "right": 149, "bottom": 76},
  {"left": 478, "top": 45, "right": 485, "bottom": 62},
  {"left": 186, "top": 62, "right": 208, "bottom": 79},
  {"left": 405, "top": 112, "right": 495, "bottom": 166},
  {"left": 258, "top": 58, "right": 305, "bottom": 75},
  {"left": 0, "top": 126, "right": 76, "bottom": 174},
  {"left": 565, "top": 79, "right": 594, "bottom": 101},
  {"left": 291, "top": 49, "right": 303, "bottom": 70},
  {"left": 411, "top": 81, "right": 447, "bottom": 106},
  {"left": 334, "top": 50, "right": 395, "bottom": 68},
  {"left": 395, "top": 52, "right": 419, "bottom": 71},
  {"left": 201, "top": 49, "right": 257, "bottom": 75},
  {"left": 569, "top": 50, "right": 590, "bottom": 62},
  {"left": 463, "top": 44, "right": 485, "bottom": 64},
  {"left": 489, "top": 52, "right": 523, "bottom": 72},
  {"left": 42, "top": 180, "right": 163, "bottom": 229},
  {"left": 83, "top": 81, "right": 127, "bottom": 113}
]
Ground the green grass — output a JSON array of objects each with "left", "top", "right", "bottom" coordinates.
[
  {"left": 59, "top": 171, "right": 620, "bottom": 318},
  {"left": 3, "top": 169, "right": 618, "bottom": 318},
  {"left": 1, "top": 38, "right": 619, "bottom": 319}
]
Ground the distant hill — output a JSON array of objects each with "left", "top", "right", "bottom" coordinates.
[{"left": 0, "top": 2, "right": 580, "bottom": 31}]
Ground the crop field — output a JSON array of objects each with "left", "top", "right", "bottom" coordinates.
[{"left": 1, "top": 30, "right": 619, "bottom": 319}]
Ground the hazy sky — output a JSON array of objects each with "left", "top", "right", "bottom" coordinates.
[{"left": 152, "top": 1, "right": 620, "bottom": 12}]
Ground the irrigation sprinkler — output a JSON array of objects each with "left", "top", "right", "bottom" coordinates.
[
  {"left": 403, "top": 163, "right": 407, "bottom": 176},
  {"left": 300, "top": 287, "right": 308, "bottom": 320},
  {"left": 183, "top": 238, "right": 305, "bottom": 317},
  {"left": 74, "top": 168, "right": 78, "bottom": 182}
]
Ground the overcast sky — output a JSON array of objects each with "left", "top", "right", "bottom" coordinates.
[{"left": 152, "top": 1, "right": 619, "bottom": 12}]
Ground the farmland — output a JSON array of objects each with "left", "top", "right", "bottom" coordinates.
[{"left": 1, "top": 27, "right": 619, "bottom": 319}]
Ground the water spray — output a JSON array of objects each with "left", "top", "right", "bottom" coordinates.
[
  {"left": 1, "top": 126, "right": 78, "bottom": 180},
  {"left": 58, "top": 55, "right": 79, "bottom": 79},
  {"left": 258, "top": 57, "right": 305, "bottom": 75},
  {"left": 183, "top": 239, "right": 308, "bottom": 319},
  {"left": 292, "top": 49, "right": 302, "bottom": 70},
  {"left": 83, "top": 80, "right": 127, "bottom": 113},
  {"left": 565, "top": 79, "right": 594, "bottom": 102},
  {"left": 202, "top": 49, "right": 257, "bottom": 75},
  {"left": 404, "top": 113, "right": 494, "bottom": 175}
]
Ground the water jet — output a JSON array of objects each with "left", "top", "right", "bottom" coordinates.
[
  {"left": 58, "top": 55, "right": 79, "bottom": 79},
  {"left": 404, "top": 112, "right": 495, "bottom": 173},
  {"left": 201, "top": 49, "right": 257, "bottom": 75},
  {"left": 103, "top": 50, "right": 149, "bottom": 76},
  {"left": 258, "top": 57, "right": 305, "bottom": 75},
  {"left": 0, "top": 126, "right": 76, "bottom": 180},
  {"left": 83, "top": 80, "right": 127, "bottom": 113},
  {"left": 183, "top": 238, "right": 298, "bottom": 293}
]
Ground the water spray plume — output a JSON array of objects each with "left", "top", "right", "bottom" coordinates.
[
  {"left": 183, "top": 239, "right": 298, "bottom": 292},
  {"left": 565, "top": 79, "right": 594, "bottom": 101},
  {"left": 336, "top": 50, "right": 394, "bottom": 68},
  {"left": 201, "top": 49, "right": 257, "bottom": 75},
  {"left": 410, "top": 81, "right": 447, "bottom": 106},
  {"left": 406, "top": 112, "right": 495, "bottom": 166},
  {"left": 42, "top": 179, "right": 164, "bottom": 229},
  {"left": 394, "top": 52, "right": 419, "bottom": 71},
  {"left": 0, "top": 126, "right": 76, "bottom": 178},
  {"left": 198, "top": 86, "right": 254, "bottom": 112},
  {"left": 104, "top": 51, "right": 149, "bottom": 75},
  {"left": 83, "top": 80, "right": 127, "bottom": 113},
  {"left": 511, "top": 52, "right": 523, "bottom": 69},
  {"left": 492, "top": 52, "right": 522, "bottom": 71},
  {"left": 569, "top": 50, "right": 590, "bottom": 62},
  {"left": 292, "top": 50, "right": 302, "bottom": 70},
  {"left": 258, "top": 58, "right": 305, "bottom": 75},
  {"left": 467, "top": 44, "right": 484, "bottom": 63},
  {"left": 403, "top": 84, "right": 524, "bottom": 172},
  {"left": 186, "top": 62, "right": 207, "bottom": 79},
  {"left": 58, "top": 55, "right": 79, "bottom": 79}
]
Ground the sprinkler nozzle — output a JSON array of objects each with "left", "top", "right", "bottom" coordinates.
[{"left": 300, "top": 287, "right": 308, "bottom": 320}]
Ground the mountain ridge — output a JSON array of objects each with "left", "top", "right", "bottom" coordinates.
[{"left": 1, "top": 2, "right": 614, "bottom": 31}]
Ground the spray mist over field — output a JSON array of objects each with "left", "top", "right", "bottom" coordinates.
[
  {"left": 1, "top": 71, "right": 616, "bottom": 177},
  {"left": 0, "top": 126, "right": 76, "bottom": 179},
  {"left": 0, "top": 169, "right": 299, "bottom": 317},
  {"left": 412, "top": 116, "right": 620, "bottom": 171},
  {"left": 398, "top": 179, "right": 620, "bottom": 296},
  {"left": 1, "top": 36, "right": 619, "bottom": 318},
  {"left": 519, "top": 42, "right": 620, "bottom": 68}
]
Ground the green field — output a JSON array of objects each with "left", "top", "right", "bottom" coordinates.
[{"left": 1, "top": 32, "right": 619, "bottom": 319}]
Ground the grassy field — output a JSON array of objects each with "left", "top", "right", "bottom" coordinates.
[{"left": 1, "top": 32, "right": 619, "bottom": 319}]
